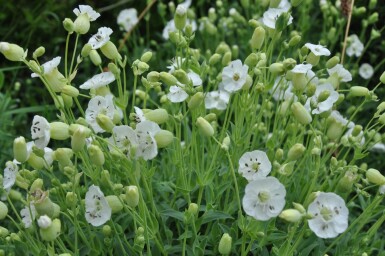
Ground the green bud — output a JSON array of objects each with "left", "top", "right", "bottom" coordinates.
[
  {"left": 81, "top": 43, "right": 92, "bottom": 58},
  {"left": 39, "top": 218, "right": 61, "bottom": 241},
  {"left": 62, "top": 85, "right": 79, "bottom": 98},
  {"left": 108, "top": 62, "right": 120, "bottom": 77},
  {"left": 169, "top": 31, "right": 187, "bottom": 46},
  {"left": 102, "top": 225, "right": 112, "bottom": 236},
  {"left": 287, "top": 143, "right": 305, "bottom": 161},
  {"left": 292, "top": 202, "right": 306, "bottom": 214},
  {"left": 243, "top": 75, "right": 253, "bottom": 90},
  {"left": 50, "top": 122, "right": 70, "bottom": 140},
  {"left": 174, "top": 5, "right": 187, "bottom": 30},
  {"left": 306, "top": 52, "right": 320, "bottom": 66},
  {"left": 106, "top": 195, "right": 124, "bottom": 214},
  {"left": 33, "top": 46, "right": 45, "bottom": 59},
  {"left": 73, "top": 14, "right": 90, "bottom": 34},
  {"left": 250, "top": 27, "right": 265, "bottom": 50},
  {"left": 63, "top": 18, "right": 75, "bottom": 33},
  {"left": 204, "top": 113, "right": 217, "bottom": 122},
  {"left": 155, "top": 130, "right": 174, "bottom": 148},
  {"left": 34, "top": 191, "right": 60, "bottom": 218},
  {"left": 216, "top": 42, "right": 231, "bottom": 55},
  {"left": 96, "top": 114, "right": 115, "bottom": 132},
  {"left": 380, "top": 71, "right": 385, "bottom": 84},
  {"left": 354, "top": 7, "right": 366, "bottom": 16},
  {"left": 0, "top": 42, "right": 25, "bottom": 62},
  {"left": 209, "top": 53, "right": 222, "bottom": 66},
  {"left": 351, "top": 125, "right": 362, "bottom": 137},
  {"left": 173, "top": 69, "right": 189, "bottom": 85},
  {"left": 147, "top": 71, "right": 160, "bottom": 82},
  {"left": 0, "top": 202, "right": 8, "bottom": 220},
  {"left": 326, "top": 56, "right": 340, "bottom": 69},
  {"left": 0, "top": 227, "right": 9, "bottom": 238},
  {"left": 221, "top": 135, "right": 231, "bottom": 151},
  {"left": 13, "top": 136, "right": 28, "bottom": 163},
  {"left": 222, "top": 52, "right": 232, "bottom": 66},
  {"left": 160, "top": 72, "right": 178, "bottom": 86},
  {"left": 278, "top": 161, "right": 296, "bottom": 175},
  {"left": 288, "top": 35, "right": 301, "bottom": 47},
  {"left": 144, "top": 109, "right": 169, "bottom": 124},
  {"left": 366, "top": 168, "right": 385, "bottom": 185},
  {"left": 101, "top": 41, "right": 121, "bottom": 60},
  {"left": 71, "top": 127, "right": 87, "bottom": 152},
  {"left": 269, "top": 62, "right": 285, "bottom": 76},
  {"left": 9, "top": 189, "right": 23, "bottom": 201},
  {"left": 336, "top": 171, "right": 356, "bottom": 193},
  {"left": 283, "top": 58, "right": 297, "bottom": 71},
  {"left": 65, "top": 192, "right": 78, "bottom": 206},
  {"left": 196, "top": 117, "right": 214, "bottom": 137},
  {"left": 188, "top": 92, "right": 204, "bottom": 109},
  {"left": 350, "top": 86, "right": 369, "bottom": 97},
  {"left": 291, "top": 102, "right": 312, "bottom": 125},
  {"left": 244, "top": 53, "right": 258, "bottom": 68},
  {"left": 279, "top": 209, "right": 302, "bottom": 222},
  {"left": 231, "top": 45, "right": 239, "bottom": 59},
  {"left": 140, "top": 51, "right": 152, "bottom": 63},
  {"left": 53, "top": 148, "right": 73, "bottom": 167},
  {"left": 124, "top": 185, "right": 139, "bottom": 208},
  {"left": 369, "top": 0, "right": 377, "bottom": 9},
  {"left": 88, "top": 145, "right": 105, "bottom": 166},
  {"left": 89, "top": 49, "right": 102, "bottom": 66},
  {"left": 368, "top": 12, "right": 378, "bottom": 24},
  {"left": 30, "top": 178, "right": 44, "bottom": 194},
  {"left": 218, "top": 233, "right": 232, "bottom": 255}
]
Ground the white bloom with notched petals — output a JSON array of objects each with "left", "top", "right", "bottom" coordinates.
[
  {"left": 162, "top": 19, "right": 197, "bottom": 40},
  {"left": 222, "top": 60, "right": 248, "bottom": 92},
  {"left": 3, "top": 161, "right": 19, "bottom": 193},
  {"left": 305, "top": 83, "right": 339, "bottom": 114},
  {"left": 187, "top": 71, "right": 202, "bottom": 87},
  {"left": 305, "top": 43, "right": 331, "bottom": 56},
  {"left": 135, "top": 121, "right": 161, "bottom": 160},
  {"left": 167, "top": 85, "right": 189, "bottom": 103},
  {"left": 80, "top": 71, "right": 115, "bottom": 90},
  {"left": 327, "top": 64, "right": 352, "bottom": 82},
  {"left": 88, "top": 27, "right": 113, "bottom": 50},
  {"left": 308, "top": 192, "right": 348, "bottom": 238},
  {"left": 291, "top": 63, "right": 313, "bottom": 74},
  {"left": 262, "top": 8, "right": 293, "bottom": 29},
  {"left": 85, "top": 95, "right": 116, "bottom": 133},
  {"left": 359, "top": 63, "right": 374, "bottom": 80},
  {"left": 238, "top": 150, "right": 271, "bottom": 181},
  {"left": 133, "top": 106, "right": 146, "bottom": 123},
  {"left": 31, "top": 57, "right": 61, "bottom": 78},
  {"left": 117, "top": 8, "right": 138, "bottom": 32},
  {"left": 31, "top": 115, "right": 50, "bottom": 149},
  {"left": 85, "top": 185, "right": 112, "bottom": 227},
  {"left": 108, "top": 125, "right": 138, "bottom": 158},
  {"left": 20, "top": 203, "right": 37, "bottom": 228},
  {"left": 73, "top": 5, "right": 100, "bottom": 21},
  {"left": 346, "top": 34, "right": 364, "bottom": 57},
  {"left": 205, "top": 90, "right": 231, "bottom": 110},
  {"left": 242, "top": 177, "right": 286, "bottom": 221}
]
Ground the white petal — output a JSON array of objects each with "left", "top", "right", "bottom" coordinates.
[
  {"left": 73, "top": 5, "right": 100, "bottom": 21},
  {"left": 117, "top": 8, "right": 138, "bottom": 32},
  {"left": 85, "top": 185, "right": 112, "bottom": 227},
  {"left": 88, "top": 27, "right": 113, "bottom": 50},
  {"left": 80, "top": 71, "right": 115, "bottom": 89},
  {"left": 167, "top": 86, "right": 189, "bottom": 102}
]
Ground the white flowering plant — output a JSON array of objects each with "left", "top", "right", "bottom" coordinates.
[{"left": 1, "top": 1, "right": 385, "bottom": 255}]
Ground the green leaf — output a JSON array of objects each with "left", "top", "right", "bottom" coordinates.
[
  {"left": 200, "top": 210, "right": 233, "bottom": 225},
  {"left": 160, "top": 209, "right": 185, "bottom": 222}
]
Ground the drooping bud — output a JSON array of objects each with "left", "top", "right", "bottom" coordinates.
[
  {"left": 62, "top": 85, "right": 79, "bottom": 98},
  {"left": 96, "top": 114, "right": 115, "bottom": 132},
  {"left": 366, "top": 168, "right": 385, "bottom": 185},
  {"left": 33, "top": 46, "right": 45, "bottom": 59},
  {"left": 106, "top": 195, "right": 123, "bottom": 214},
  {"left": 160, "top": 72, "right": 178, "bottom": 86},
  {"left": 89, "top": 49, "right": 102, "bottom": 66},
  {"left": 279, "top": 209, "right": 302, "bottom": 222},
  {"left": 13, "top": 136, "right": 28, "bottom": 163},
  {"left": 188, "top": 92, "right": 204, "bottom": 109},
  {"left": 218, "top": 233, "right": 232, "bottom": 255},
  {"left": 349, "top": 86, "right": 369, "bottom": 97},
  {"left": 100, "top": 41, "right": 121, "bottom": 60},
  {"left": 0, "top": 202, "right": 8, "bottom": 220},
  {"left": 209, "top": 53, "right": 222, "bottom": 66},
  {"left": 291, "top": 102, "right": 312, "bottom": 125},
  {"left": 39, "top": 218, "right": 61, "bottom": 241},
  {"left": 63, "top": 18, "right": 75, "bottom": 33},
  {"left": 174, "top": 5, "right": 187, "bottom": 30},
  {"left": 269, "top": 62, "right": 285, "bottom": 76},
  {"left": 50, "top": 122, "right": 70, "bottom": 140},
  {"left": 0, "top": 42, "right": 25, "bottom": 62},
  {"left": 250, "top": 27, "right": 265, "bottom": 50},
  {"left": 196, "top": 117, "right": 214, "bottom": 137},
  {"left": 155, "top": 130, "right": 174, "bottom": 148},
  {"left": 124, "top": 185, "right": 140, "bottom": 208},
  {"left": 88, "top": 145, "right": 105, "bottom": 166},
  {"left": 140, "top": 51, "right": 152, "bottom": 63},
  {"left": 288, "top": 35, "right": 301, "bottom": 47}
]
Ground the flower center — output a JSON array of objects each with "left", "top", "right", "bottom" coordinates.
[
  {"left": 258, "top": 191, "right": 270, "bottom": 203},
  {"left": 233, "top": 72, "right": 240, "bottom": 81},
  {"left": 252, "top": 162, "right": 260, "bottom": 171},
  {"left": 320, "top": 207, "right": 333, "bottom": 221}
]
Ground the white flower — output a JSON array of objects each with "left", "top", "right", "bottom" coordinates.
[
  {"left": 379, "top": 185, "right": 385, "bottom": 194},
  {"left": 187, "top": 71, "right": 202, "bottom": 87},
  {"left": 108, "top": 125, "right": 138, "bottom": 158},
  {"left": 88, "top": 27, "right": 113, "bottom": 50},
  {"left": 205, "top": 89, "right": 231, "bottom": 110},
  {"left": 346, "top": 34, "right": 364, "bottom": 57},
  {"left": 304, "top": 43, "right": 331, "bottom": 56},
  {"left": 270, "top": 77, "right": 297, "bottom": 101},
  {"left": 43, "top": 147, "right": 54, "bottom": 169},
  {"left": 85, "top": 185, "right": 112, "bottom": 227},
  {"left": 20, "top": 203, "right": 37, "bottom": 228},
  {"left": 135, "top": 121, "right": 161, "bottom": 160},
  {"left": 162, "top": 19, "right": 197, "bottom": 40},
  {"left": 167, "top": 85, "right": 189, "bottom": 103},
  {"left": 262, "top": 8, "right": 293, "bottom": 29},
  {"left": 31, "top": 57, "right": 61, "bottom": 78},
  {"left": 278, "top": 0, "right": 291, "bottom": 11},
  {"left": 3, "top": 161, "right": 19, "bottom": 193},
  {"left": 73, "top": 5, "right": 100, "bottom": 21},
  {"left": 305, "top": 83, "right": 339, "bottom": 114},
  {"left": 308, "top": 192, "right": 348, "bottom": 238},
  {"left": 330, "top": 110, "right": 352, "bottom": 128},
  {"left": 291, "top": 63, "right": 313, "bottom": 74},
  {"left": 133, "top": 106, "right": 146, "bottom": 123},
  {"left": 117, "top": 8, "right": 138, "bottom": 32},
  {"left": 359, "top": 63, "right": 374, "bottom": 80},
  {"left": 167, "top": 57, "right": 186, "bottom": 72},
  {"left": 370, "top": 143, "right": 385, "bottom": 152},
  {"left": 178, "top": 0, "right": 192, "bottom": 9},
  {"left": 37, "top": 215, "right": 52, "bottom": 229},
  {"left": 327, "top": 64, "right": 352, "bottom": 82},
  {"left": 242, "top": 177, "right": 286, "bottom": 221},
  {"left": 31, "top": 115, "right": 50, "bottom": 149},
  {"left": 238, "top": 150, "right": 272, "bottom": 181},
  {"left": 222, "top": 60, "right": 248, "bottom": 92},
  {"left": 79, "top": 71, "right": 115, "bottom": 89},
  {"left": 85, "top": 95, "right": 116, "bottom": 133}
]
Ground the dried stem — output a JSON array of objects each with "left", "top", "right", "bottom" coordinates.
[{"left": 340, "top": 0, "right": 355, "bottom": 64}]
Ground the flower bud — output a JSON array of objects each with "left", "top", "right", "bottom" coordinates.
[
  {"left": 283, "top": 58, "right": 297, "bottom": 71},
  {"left": 209, "top": 53, "right": 222, "bottom": 66},
  {"left": 103, "top": 225, "right": 112, "bottom": 236},
  {"left": 244, "top": 53, "right": 258, "bottom": 68},
  {"left": 30, "top": 178, "right": 44, "bottom": 194},
  {"left": 13, "top": 136, "right": 28, "bottom": 163},
  {"left": 288, "top": 35, "right": 301, "bottom": 47},
  {"left": 366, "top": 168, "right": 385, "bottom": 185},
  {"left": 306, "top": 52, "right": 320, "bottom": 66},
  {"left": 174, "top": 5, "right": 187, "bottom": 30},
  {"left": 0, "top": 202, "right": 8, "bottom": 220},
  {"left": 368, "top": 12, "right": 378, "bottom": 24},
  {"left": 269, "top": 63, "right": 285, "bottom": 76},
  {"left": 96, "top": 114, "right": 114, "bottom": 132},
  {"left": 88, "top": 145, "right": 105, "bottom": 166},
  {"left": 74, "top": 14, "right": 90, "bottom": 34},
  {"left": 0, "top": 42, "right": 25, "bottom": 62},
  {"left": 33, "top": 46, "right": 45, "bottom": 59},
  {"left": 173, "top": 69, "right": 189, "bottom": 85},
  {"left": 278, "top": 161, "right": 296, "bottom": 175},
  {"left": 71, "top": 127, "right": 87, "bottom": 152},
  {"left": 124, "top": 185, "right": 140, "bottom": 208},
  {"left": 147, "top": 71, "right": 160, "bottom": 82},
  {"left": 218, "top": 233, "right": 232, "bottom": 255},
  {"left": 160, "top": 72, "right": 178, "bottom": 86},
  {"left": 196, "top": 117, "right": 214, "bottom": 137},
  {"left": 33, "top": 191, "right": 60, "bottom": 218},
  {"left": 349, "top": 86, "right": 369, "bottom": 97},
  {"left": 291, "top": 102, "right": 312, "bottom": 125},
  {"left": 379, "top": 71, "right": 385, "bottom": 84},
  {"left": 53, "top": 148, "right": 73, "bottom": 167},
  {"left": 250, "top": 27, "right": 265, "bottom": 50},
  {"left": 336, "top": 171, "right": 356, "bottom": 193},
  {"left": 63, "top": 18, "right": 75, "bottom": 33},
  {"left": 37, "top": 215, "right": 52, "bottom": 229},
  {"left": 287, "top": 144, "right": 305, "bottom": 162},
  {"left": 279, "top": 209, "right": 302, "bottom": 222},
  {"left": 188, "top": 92, "right": 204, "bottom": 109},
  {"left": 155, "top": 130, "right": 174, "bottom": 148},
  {"left": 66, "top": 191, "right": 78, "bottom": 206},
  {"left": 0, "top": 227, "right": 9, "bottom": 238},
  {"left": 101, "top": 41, "right": 121, "bottom": 60},
  {"left": 326, "top": 120, "right": 344, "bottom": 140},
  {"left": 62, "top": 85, "right": 79, "bottom": 98},
  {"left": 106, "top": 195, "right": 123, "bottom": 214},
  {"left": 89, "top": 49, "right": 102, "bottom": 66},
  {"left": 50, "top": 122, "right": 70, "bottom": 140},
  {"left": 222, "top": 52, "right": 232, "bottom": 66},
  {"left": 140, "top": 51, "right": 152, "bottom": 63},
  {"left": 39, "top": 218, "right": 61, "bottom": 241},
  {"left": 292, "top": 202, "right": 306, "bottom": 214},
  {"left": 351, "top": 125, "right": 362, "bottom": 137},
  {"left": 221, "top": 135, "right": 231, "bottom": 151},
  {"left": 80, "top": 44, "right": 92, "bottom": 58}
]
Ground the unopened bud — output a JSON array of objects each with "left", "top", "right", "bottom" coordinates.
[
  {"left": 222, "top": 52, "right": 232, "bottom": 66},
  {"left": 287, "top": 144, "right": 305, "bottom": 161},
  {"left": 124, "top": 185, "right": 139, "bottom": 208},
  {"left": 106, "top": 195, "right": 123, "bottom": 214},
  {"left": 269, "top": 63, "right": 285, "bottom": 76},
  {"left": 89, "top": 49, "right": 102, "bottom": 66},
  {"left": 209, "top": 53, "right": 222, "bottom": 66},
  {"left": 13, "top": 136, "right": 28, "bottom": 163},
  {"left": 279, "top": 209, "right": 302, "bottom": 222},
  {"left": 101, "top": 41, "right": 121, "bottom": 60},
  {"left": 366, "top": 168, "right": 385, "bottom": 185},
  {"left": 218, "top": 233, "right": 232, "bottom": 255},
  {"left": 96, "top": 114, "right": 115, "bottom": 132},
  {"left": 288, "top": 35, "right": 301, "bottom": 47},
  {"left": 350, "top": 86, "right": 369, "bottom": 97},
  {"left": 62, "top": 85, "right": 79, "bottom": 97},
  {"left": 188, "top": 92, "right": 204, "bottom": 109},
  {"left": 244, "top": 53, "right": 258, "bottom": 68},
  {"left": 0, "top": 202, "right": 8, "bottom": 220},
  {"left": 39, "top": 218, "right": 61, "bottom": 241},
  {"left": 196, "top": 117, "right": 214, "bottom": 137},
  {"left": 221, "top": 135, "right": 231, "bottom": 151},
  {"left": 49, "top": 122, "right": 70, "bottom": 140},
  {"left": 63, "top": 18, "right": 75, "bottom": 33},
  {"left": 379, "top": 71, "right": 385, "bottom": 84},
  {"left": 144, "top": 109, "right": 169, "bottom": 124},
  {"left": 291, "top": 102, "right": 312, "bottom": 125},
  {"left": 160, "top": 72, "right": 178, "bottom": 86},
  {"left": 174, "top": 69, "right": 189, "bottom": 85},
  {"left": 250, "top": 27, "right": 265, "bottom": 50},
  {"left": 0, "top": 42, "right": 25, "bottom": 62},
  {"left": 71, "top": 127, "right": 87, "bottom": 152},
  {"left": 140, "top": 51, "right": 152, "bottom": 63},
  {"left": 88, "top": 145, "right": 105, "bottom": 166},
  {"left": 174, "top": 5, "right": 187, "bottom": 30},
  {"left": 155, "top": 130, "right": 174, "bottom": 148},
  {"left": 74, "top": 14, "right": 90, "bottom": 34},
  {"left": 33, "top": 46, "right": 45, "bottom": 59}
]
